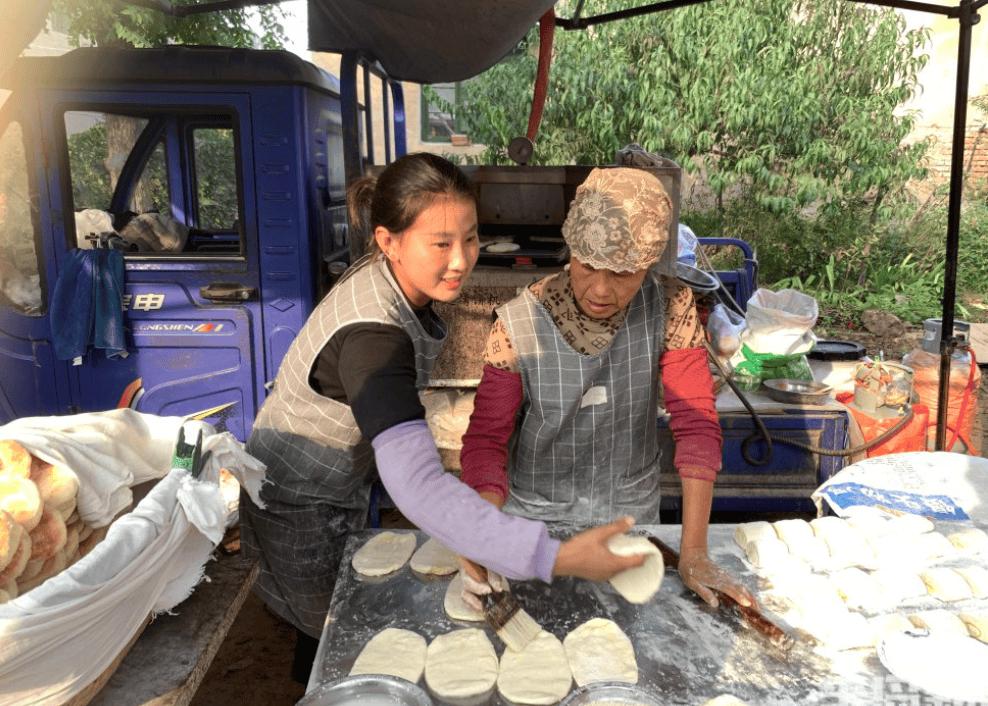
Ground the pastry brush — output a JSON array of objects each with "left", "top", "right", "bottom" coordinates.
[{"left": 482, "top": 590, "right": 541, "bottom": 652}]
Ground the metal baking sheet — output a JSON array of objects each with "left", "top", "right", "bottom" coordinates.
[{"left": 308, "top": 524, "right": 984, "bottom": 705}]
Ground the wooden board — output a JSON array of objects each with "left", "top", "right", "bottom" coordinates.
[
  {"left": 87, "top": 553, "right": 258, "bottom": 706},
  {"left": 66, "top": 617, "right": 151, "bottom": 706}
]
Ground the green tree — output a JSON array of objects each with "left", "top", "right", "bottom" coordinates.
[
  {"left": 461, "top": 0, "right": 930, "bottom": 218},
  {"left": 49, "top": 0, "right": 286, "bottom": 214},
  {"left": 51, "top": 0, "right": 286, "bottom": 50}
]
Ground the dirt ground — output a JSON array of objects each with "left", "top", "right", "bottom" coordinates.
[{"left": 192, "top": 326, "right": 988, "bottom": 706}]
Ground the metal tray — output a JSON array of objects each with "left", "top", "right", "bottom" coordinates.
[
  {"left": 298, "top": 674, "right": 433, "bottom": 706},
  {"left": 761, "top": 378, "right": 832, "bottom": 405},
  {"left": 559, "top": 682, "right": 664, "bottom": 706}
]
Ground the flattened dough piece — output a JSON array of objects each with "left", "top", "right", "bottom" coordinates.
[
  {"left": 871, "top": 568, "right": 927, "bottom": 606},
  {"left": 832, "top": 567, "right": 884, "bottom": 613},
  {"left": 913, "top": 533, "right": 955, "bottom": 563},
  {"left": 782, "top": 534, "right": 830, "bottom": 571},
  {"left": 885, "top": 513, "right": 934, "bottom": 536},
  {"left": 701, "top": 696, "right": 749, "bottom": 706},
  {"left": 352, "top": 531, "right": 417, "bottom": 576},
  {"left": 563, "top": 618, "right": 637, "bottom": 686},
  {"left": 955, "top": 566, "right": 988, "bottom": 599},
  {"left": 959, "top": 612, "right": 988, "bottom": 643},
  {"left": 811, "top": 517, "right": 873, "bottom": 569},
  {"left": 350, "top": 628, "right": 427, "bottom": 683},
  {"left": 908, "top": 609, "right": 969, "bottom": 638},
  {"left": 744, "top": 537, "right": 789, "bottom": 569},
  {"left": 444, "top": 572, "right": 484, "bottom": 622},
  {"left": 410, "top": 538, "right": 459, "bottom": 576},
  {"left": 921, "top": 568, "right": 972, "bottom": 602},
  {"left": 868, "top": 613, "right": 915, "bottom": 646},
  {"left": 425, "top": 629, "right": 498, "bottom": 703},
  {"left": 497, "top": 631, "right": 572, "bottom": 705},
  {"left": 606, "top": 534, "right": 664, "bottom": 603},
  {"left": 29, "top": 463, "right": 79, "bottom": 508},
  {"left": 948, "top": 528, "right": 988, "bottom": 554},
  {"left": 734, "top": 521, "right": 775, "bottom": 550},
  {"left": 773, "top": 519, "right": 814, "bottom": 546}
]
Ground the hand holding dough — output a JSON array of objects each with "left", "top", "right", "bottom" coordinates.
[{"left": 606, "top": 534, "right": 664, "bottom": 604}]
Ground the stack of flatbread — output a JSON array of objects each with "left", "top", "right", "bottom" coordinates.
[{"left": 0, "top": 440, "right": 106, "bottom": 601}]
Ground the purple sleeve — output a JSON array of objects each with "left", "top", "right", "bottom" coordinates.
[{"left": 372, "top": 419, "right": 559, "bottom": 583}]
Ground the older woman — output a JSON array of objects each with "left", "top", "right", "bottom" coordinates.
[{"left": 459, "top": 167, "right": 752, "bottom": 608}]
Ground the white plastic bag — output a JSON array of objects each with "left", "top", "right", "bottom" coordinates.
[
  {"left": 707, "top": 303, "right": 746, "bottom": 357},
  {"left": 740, "top": 287, "right": 818, "bottom": 355}
]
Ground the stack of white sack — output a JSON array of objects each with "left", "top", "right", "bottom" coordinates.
[{"left": 0, "top": 409, "right": 266, "bottom": 705}]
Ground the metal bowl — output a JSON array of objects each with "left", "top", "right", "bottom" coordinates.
[
  {"left": 560, "top": 682, "right": 664, "bottom": 706},
  {"left": 674, "top": 262, "right": 721, "bottom": 292},
  {"left": 297, "top": 675, "right": 433, "bottom": 706},
  {"left": 761, "top": 378, "right": 832, "bottom": 405}
]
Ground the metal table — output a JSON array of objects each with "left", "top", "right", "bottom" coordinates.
[{"left": 306, "top": 524, "right": 985, "bottom": 705}]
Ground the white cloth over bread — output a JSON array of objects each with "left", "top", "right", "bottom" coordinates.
[{"left": 0, "top": 409, "right": 266, "bottom": 526}]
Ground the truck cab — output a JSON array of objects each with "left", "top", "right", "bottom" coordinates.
[{"left": 0, "top": 46, "right": 355, "bottom": 439}]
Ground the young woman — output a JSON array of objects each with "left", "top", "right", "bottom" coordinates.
[
  {"left": 240, "top": 154, "right": 645, "bottom": 682},
  {"left": 459, "top": 167, "right": 753, "bottom": 609}
]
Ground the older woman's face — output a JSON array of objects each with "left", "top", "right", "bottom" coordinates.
[{"left": 569, "top": 257, "right": 648, "bottom": 319}]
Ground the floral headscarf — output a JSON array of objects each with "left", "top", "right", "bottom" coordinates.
[{"left": 561, "top": 167, "right": 673, "bottom": 273}]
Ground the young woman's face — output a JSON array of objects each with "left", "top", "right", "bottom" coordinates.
[
  {"left": 569, "top": 257, "right": 649, "bottom": 319},
  {"left": 376, "top": 195, "right": 479, "bottom": 307}
]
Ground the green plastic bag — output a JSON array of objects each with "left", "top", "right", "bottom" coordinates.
[{"left": 731, "top": 344, "right": 814, "bottom": 392}]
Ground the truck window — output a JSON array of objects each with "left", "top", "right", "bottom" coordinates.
[
  {"left": 191, "top": 126, "right": 238, "bottom": 232},
  {"left": 0, "top": 119, "right": 43, "bottom": 316},
  {"left": 64, "top": 110, "right": 244, "bottom": 257}
]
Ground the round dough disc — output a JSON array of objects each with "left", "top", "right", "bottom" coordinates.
[
  {"left": 425, "top": 628, "right": 498, "bottom": 703},
  {"left": 352, "top": 532, "right": 417, "bottom": 577},
  {"left": 486, "top": 242, "right": 520, "bottom": 253},
  {"left": 410, "top": 538, "right": 459, "bottom": 576},
  {"left": 350, "top": 627, "right": 427, "bottom": 683},
  {"left": 444, "top": 572, "right": 484, "bottom": 622},
  {"left": 497, "top": 631, "right": 572, "bottom": 705},
  {"left": 606, "top": 534, "right": 664, "bottom": 604},
  {"left": 563, "top": 618, "right": 637, "bottom": 687}
]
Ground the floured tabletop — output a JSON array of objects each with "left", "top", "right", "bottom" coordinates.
[{"left": 306, "top": 524, "right": 987, "bottom": 704}]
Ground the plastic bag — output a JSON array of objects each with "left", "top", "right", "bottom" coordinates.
[
  {"left": 707, "top": 303, "right": 746, "bottom": 357},
  {"left": 742, "top": 288, "right": 818, "bottom": 355},
  {"left": 730, "top": 344, "right": 814, "bottom": 391},
  {"left": 677, "top": 223, "right": 699, "bottom": 267}
]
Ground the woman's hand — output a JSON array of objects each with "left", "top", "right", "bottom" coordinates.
[
  {"left": 552, "top": 516, "right": 647, "bottom": 581},
  {"left": 678, "top": 546, "right": 756, "bottom": 609},
  {"left": 457, "top": 556, "right": 509, "bottom": 611}
]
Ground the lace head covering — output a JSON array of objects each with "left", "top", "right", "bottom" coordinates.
[{"left": 561, "top": 167, "right": 672, "bottom": 273}]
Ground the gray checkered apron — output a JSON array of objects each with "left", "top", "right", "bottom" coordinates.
[
  {"left": 498, "top": 270, "right": 665, "bottom": 528},
  {"left": 241, "top": 255, "right": 446, "bottom": 637}
]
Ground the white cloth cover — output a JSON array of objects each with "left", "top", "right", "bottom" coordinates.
[
  {"left": 0, "top": 412, "right": 267, "bottom": 705},
  {"left": 0, "top": 409, "right": 265, "bottom": 527}
]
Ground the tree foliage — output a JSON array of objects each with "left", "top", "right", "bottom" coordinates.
[
  {"left": 50, "top": 0, "right": 287, "bottom": 49},
  {"left": 461, "top": 0, "right": 931, "bottom": 217}
]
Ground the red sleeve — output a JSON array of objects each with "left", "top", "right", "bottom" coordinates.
[
  {"left": 661, "top": 347, "right": 722, "bottom": 482},
  {"left": 459, "top": 364, "right": 524, "bottom": 501}
]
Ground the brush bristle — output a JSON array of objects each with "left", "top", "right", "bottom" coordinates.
[{"left": 497, "top": 606, "right": 542, "bottom": 652}]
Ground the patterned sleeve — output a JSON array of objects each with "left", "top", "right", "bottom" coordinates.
[
  {"left": 662, "top": 279, "right": 706, "bottom": 351},
  {"left": 483, "top": 317, "right": 521, "bottom": 373}
]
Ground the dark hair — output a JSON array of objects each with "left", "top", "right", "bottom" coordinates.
[{"left": 347, "top": 153, "right": 478, "bottom": 255}]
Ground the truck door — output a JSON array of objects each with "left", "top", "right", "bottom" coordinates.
[
  {"left": 0, "top": 92, "right": 69, "bottom": 422},
  {"left": 48, "top": 92, "right": 263, "bottom": 440}
]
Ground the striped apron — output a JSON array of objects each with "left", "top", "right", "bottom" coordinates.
[
  {"left": 241, "top": 255, "right": 446, "bottom": 637},
  {"left": 498, "top": 270, "right": 666, "bottom": 528}
]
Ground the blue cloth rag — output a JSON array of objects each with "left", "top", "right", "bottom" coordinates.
[{"left": 50, "top": 248, "right": 127, "bottom": 364}]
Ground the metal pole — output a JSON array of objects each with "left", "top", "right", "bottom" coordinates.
[{"left": 935, "top": 0, "right": 977, "bottom": 450}]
